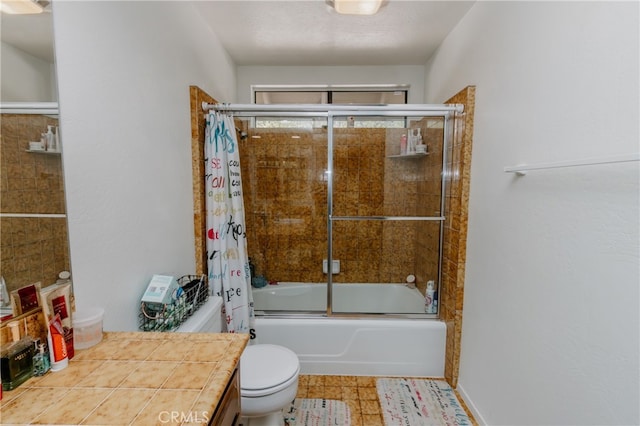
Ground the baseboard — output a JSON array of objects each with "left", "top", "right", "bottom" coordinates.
[{"left": 456, "top": 382, "right": 487, "bottom": 425}]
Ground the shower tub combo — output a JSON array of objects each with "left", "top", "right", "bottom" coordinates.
[
  {"left": 252, "top": 283, "right": 446, "bottom": 377},
  {"left": 196, "top": 102, "right": 464, "bottom": 378}
]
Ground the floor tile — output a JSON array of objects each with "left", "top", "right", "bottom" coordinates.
[{"left": 295, "top": 374, "right": 477, "bottom": 425}]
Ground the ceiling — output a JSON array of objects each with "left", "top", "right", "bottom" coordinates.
[
  {"left": 0, "top": 0, "right": 474, "bottom": 66},
  {"left": 1, "top": 10, "right": 54, "bottom": 63},
  {"left": 194, "top": 0, "right": 475, "bottom": 66}
]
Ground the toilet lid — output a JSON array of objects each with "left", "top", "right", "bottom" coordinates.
[{"left": 240, "top": 344, "right": 299, "bottom": 391}]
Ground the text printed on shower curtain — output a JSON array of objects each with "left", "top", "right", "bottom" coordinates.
[{"left": 205, "top": 112, "right": 255, "bottom": 338}]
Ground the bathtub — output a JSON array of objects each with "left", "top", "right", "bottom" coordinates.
[
  {"left": 251, "top": 283, "right": 445, "bottom": 377},
  {"left": 252, "top": 282, "right": 428, "bottom": 314}
]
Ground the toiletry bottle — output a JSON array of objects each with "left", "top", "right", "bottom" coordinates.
[
  {"left": 33, "top": 340, "right": 50, "bottom": 376},
  {"left": 41, "top": 133, "right": 48, "bottom": 151},
  {"left": 46, "top": 125, "right": 55, "bottom": 152},
  {"left": 400, "top": 134, "right": 407, "bottom": 155},
  {"left": 0, "top": 276, "right": 9, "bottom": 307},
  {"left": 433, "top": 288, "right": 438, "bottom": 312},
  {"left": 54, "top": 126, "right": 60, "bottom": 152},
  {"left": 425, "top": 280, "right": 435, "bottom": 313},
  {"left": 407, "top": 129, "right": 416, "bottom": 154}
]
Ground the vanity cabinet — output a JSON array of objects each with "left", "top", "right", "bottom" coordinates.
[
  {"left": 0, "top": 332, "right": 249, "bottom": 425},
  {"left": 210, "top": 366, "right": 241, "bottom": 426}
]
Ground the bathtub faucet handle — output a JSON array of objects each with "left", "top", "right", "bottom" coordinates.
[{"left": 406, "top": 274, "right": 416, "bottom": 289}]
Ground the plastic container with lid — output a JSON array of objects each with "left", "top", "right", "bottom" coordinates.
[{"left": 73, "top": 307, "right": 104, "bottom": 349}]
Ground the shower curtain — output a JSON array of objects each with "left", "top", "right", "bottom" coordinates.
[{"left": 205, "top": 111, "right": 255, "bottom": 337}]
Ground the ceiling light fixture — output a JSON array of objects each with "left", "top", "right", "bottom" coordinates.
[
  {"left": 0, "top": 0, "right": 44, "bottom": 14},
  {"left": 330, "top": 0, "right": 383, "bottom": 15}
]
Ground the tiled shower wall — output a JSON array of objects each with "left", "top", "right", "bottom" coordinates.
[
  {"left": 238, "top": 126, "right": 444, "bottom": 291},
  {"left": 0, "top": 114, "right": 69, "bottom": 293},
  {"left": 441, "top": 86, "right": 476, "bottom": 387}
]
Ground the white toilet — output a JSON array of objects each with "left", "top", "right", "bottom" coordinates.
[
  {"left": 240, "top": 343, "right": 300, "bottom": 426},
  {"left": 176, "top": 297, "right": 300, "bottom": 426}
]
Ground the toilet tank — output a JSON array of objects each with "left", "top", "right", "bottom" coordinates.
[{"left": 175, "top": 296, "right": 223, "bottom": 333}]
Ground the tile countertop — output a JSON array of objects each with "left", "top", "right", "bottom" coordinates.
[{"left": 0, "top": 331, "right": 249, "bottom": 425}]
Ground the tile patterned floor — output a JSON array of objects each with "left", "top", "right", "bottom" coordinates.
[{"left": 295, "top": 375, "right": 477, "bottom": 426}]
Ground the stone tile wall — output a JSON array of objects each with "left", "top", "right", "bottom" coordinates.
[
  {"left": 0, "top": 114, "right": 69, "bottom": 292},
  {"left": 441, "top": 86, "right": 476, "bottom": 387},
  {"left": 238, "top": 126, "right": 443, "bottom": 289}
]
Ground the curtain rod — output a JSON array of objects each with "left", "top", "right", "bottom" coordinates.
[{"left": 202, "top": 102, "right": 464, "bottom": 114}]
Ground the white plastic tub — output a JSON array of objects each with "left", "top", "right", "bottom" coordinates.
[
  {"left": 252, "top": 282, "right": 427, "bottom": 313},
  {"left": 73, "top": 307, "right": 104, "bottom": 349},
  {"left": 251, "top": 282, "right": 445, "bottom": 376},
  {"left": 254, "top": 316, "right": 446, "bottom": 377}
]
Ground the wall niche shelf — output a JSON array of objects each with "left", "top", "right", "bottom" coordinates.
[
  {"left": 387, "top": 152, "right": 428, "bottom": 159},
  {"left": 26, "top": 150, "right": 61, "bottom": 155}
]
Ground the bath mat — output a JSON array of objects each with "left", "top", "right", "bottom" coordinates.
[
  {"left": 284, "top": 398, "right": 351, "bottom": 426},
  {"left": 376, "top": 378, "right": 471, "bottom": 426}
]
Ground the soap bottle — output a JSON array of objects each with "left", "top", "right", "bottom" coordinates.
[
  {"left": 46, "top": 125, "right": 56, "bottom": 152},
  {"left": 425, "top": 280, "right": 435, "bottom": 313},
  {"left": 400, "top": 134, "right": 407, "bottom": 155},
  {"left": 32, "top": 340, "right": 50, "bottom": 376}
]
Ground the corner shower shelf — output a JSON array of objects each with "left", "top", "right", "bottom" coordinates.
[
  {"left": 26, "top": 150, "right": 61, "bottom": 155},
  {"left": 387, "top": 153, "right": 428, "bottom": 159}
]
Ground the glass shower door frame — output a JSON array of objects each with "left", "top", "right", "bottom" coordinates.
[
  {"left": 325, "top": 108, "right": 456, "bottom": 318},
  {"left": 223, "top": 103, "right": 462, "bottom": 318}
]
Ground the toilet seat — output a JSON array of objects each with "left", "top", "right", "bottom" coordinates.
[{"left": 240, "top": 344, "right": 300, "bottom": 397}]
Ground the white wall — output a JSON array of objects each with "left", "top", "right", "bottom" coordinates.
[
  {"left": 0, "top": 42, "right": 56, "bottom": 102},
  {"left": 237, "top": 65, "right": 425, "bottom": 103},
  {"left": 52, "top": 1, "right": 236, "bottom": 331},
  {"left": 425, "top": 2, "right": 639, "bottom": 425}
]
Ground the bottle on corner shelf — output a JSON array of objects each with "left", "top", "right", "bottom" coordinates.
[{"left": 46, "top": 125, "right": 56, "bottom": 152}]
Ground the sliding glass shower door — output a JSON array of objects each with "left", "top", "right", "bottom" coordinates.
[
  {"left": 328, "top": 112, "right": 449, "bottom": 316},
  {"left": 239, "top": 115, "right": 330, "bottom": 314},
  {"left": 234, "top": 105, "right": 460, "bottom": 317}
]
